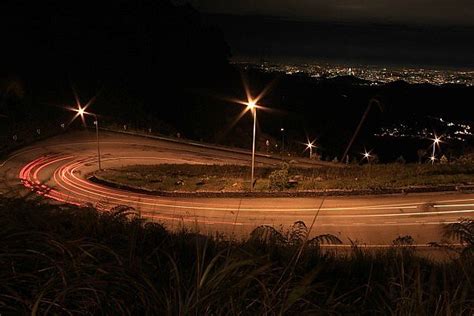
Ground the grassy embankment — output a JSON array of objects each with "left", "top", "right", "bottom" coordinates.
[
  {"left": 1, "top": 197, "right": 473, "bottom": 314},
  {"left": 95, "top": 162, "right": 474, "bottom": 192}
]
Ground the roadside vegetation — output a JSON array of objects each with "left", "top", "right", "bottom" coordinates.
[
  {"left": 1, "top": 197, "right": 473, "bottom": 314},
  {"left": 94, "top": 161, "right": 474, "bottom": 193}
]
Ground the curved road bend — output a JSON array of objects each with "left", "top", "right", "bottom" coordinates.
[{"left": 1, "top": 131, "right": 473, "bottom": 245}]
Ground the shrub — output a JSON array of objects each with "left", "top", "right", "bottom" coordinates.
[
  {"left": 457, "top": 153, "right": 474, "bottom": 164},
  {"left": 444, "top": 218, "right": 474, "bottom": 257},
  {"left": 269, "top": 168, "right": 289, "bottom": 190}
]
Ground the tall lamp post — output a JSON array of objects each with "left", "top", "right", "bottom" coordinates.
[
  {"left": 363, "top": 150, "right": 372, "bottom": 163},
  {"left": 73, "top": 106, "right": 102, "bottom": 170},
  {"left": 280, "top": 127, "right": 285, "bottom": 153},
  {"left": 342, "top": 98, "right": 383, "bottom": 163},
  {"left": 233, "top": 79, "right": 274, "bottom": 190},
  {"left": 92, "top": 114, "right": 101, "bottom": 170},
  {"left": 305, "top": 140, "right": 316, "bottom": 159},
  {"left": 431, "top": 136, "right": 441, "bottom": 165},
  {"left": 247, "top": 100, "right": 257, "bottom": 191}
]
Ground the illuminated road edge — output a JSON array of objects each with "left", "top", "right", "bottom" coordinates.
[{"left": 19, "top": 155, "right": 474, "bottom": 230}]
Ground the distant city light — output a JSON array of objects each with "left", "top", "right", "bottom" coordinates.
[
  {"left": 375, "top": 118, "right": 472, "bottom": 142},
  {"left": 236, "top": 61, "right": 474, "bottom": 86}
]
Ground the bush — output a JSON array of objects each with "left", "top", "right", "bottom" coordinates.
[
  {"left": 457, "top": 153, "right": 474, "bottom": 164},
  {"left": 269, "top": 168, "right": 289, "bottom": 190}
]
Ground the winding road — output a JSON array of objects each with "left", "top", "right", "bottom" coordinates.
[{"left": 1, "top": 130, "right": 473, "bottom": 245}]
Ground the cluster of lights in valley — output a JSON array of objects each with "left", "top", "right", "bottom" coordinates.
[
  {"left": 237, "top": 61, "right": 474, "bottom": 86},
  {"left": 376, "top": 118, "right": 473, "bottom": 142}
]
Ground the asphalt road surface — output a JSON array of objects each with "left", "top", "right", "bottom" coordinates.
[{"left": 1, "top": 130, "right": 473, "bottom": 246}]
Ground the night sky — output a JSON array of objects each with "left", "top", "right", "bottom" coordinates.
[
  {"left": 0, "top": 0, "right": 472, "bottom": 161},
  {"left": 189, "top": 0, "right": 474, "bottom": 68},
  {"left": 191, "top": 0, "right": 474, "bottom": 26}
]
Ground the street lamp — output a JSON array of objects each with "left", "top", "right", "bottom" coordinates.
[
  {"left": 280, "top": 127, "right": 285, "bottom": 153},
  {"left": 305, "top": 140, "right": 316, "bottom": 159},
  {"left": 246, "top": 100, "right": 257, "bottom": 190},
  {"left": 92, "top": 114, "right": 101, "bottom": 170},
  {"left": 362, "top": 150, "right": 372, "bottom": 163},
  {"left": 74, "top": 107, "right": 102, "bottom": 170},
  {"left": 231, "top": 77, "right": 275, "bottom": 190},
  {"left": 431, "top": 135, "right": 442, "bottom": 165},
  {"left": 67, "top": 92, "right": 102, "bottom": 170}
]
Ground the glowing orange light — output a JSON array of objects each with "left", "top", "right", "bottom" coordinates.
[
  {"left": 303, "top": 139, "right": 316, "bottom": 152},
  {"left": 362, "top": 149, "right": 372, "bottom": 161},
  {"left": 247, "top": 99, "right": 257, "bottom": 110}
]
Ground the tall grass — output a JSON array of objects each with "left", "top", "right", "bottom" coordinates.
[{"left": 0, "top": 198, "right": 473, "bottom": 314}]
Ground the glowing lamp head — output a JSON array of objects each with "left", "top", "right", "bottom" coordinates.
[
  {"left": 430, "top": 156, "right": 436, "bottom": 161},
  {"left": 247, "top": 100, "right": 257, "bottom": 110},
  {"left": 434, "top": 137, "right": 441, "bottom": 144},
  {"left": 77, "top": 107, "right": 85, "bottom": 116},
  {"left": 363, "top": 151, "right": 371, "bottom": 159},
  {"left": 306, "top": 140, "right": 316, "bottom": 149}
]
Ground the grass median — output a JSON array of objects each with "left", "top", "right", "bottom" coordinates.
[{"left": 94, "top": 162, "right": 474, "bottom": 193}]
